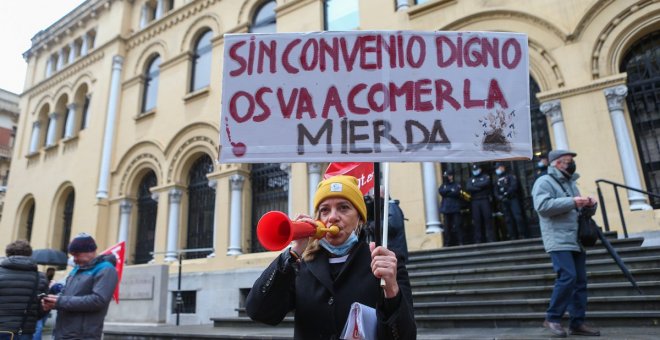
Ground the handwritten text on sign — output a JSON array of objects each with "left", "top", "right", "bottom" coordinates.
[{"left": 220, "top": 31, "right": 531, "bottom": 163}]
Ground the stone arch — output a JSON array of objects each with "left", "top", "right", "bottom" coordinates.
[
  {"left": 71, "top": 72, "right": 95, "bottom": 94},
  {"left": 49, "top": 182, "right": 76, "bottom": 252},
  {"left": 165, "top": 122, "right": 219, "bottom": 184},
  {"left": 52, "top": 84, "right": 73, "bottom": 105},
  {"left": 133, "top": 40, "right": 169, "bottom": 75},
  {"left": 588, "top": 3, "right": 660, "bottom": 78},
  {"left": 439, "top": 11, "right": 566, "bottom": 90},
  {"left": 113, "top": 140, "right": 165, "bottom": 196},
  {"left": 238, "top": 0, "right": 279, "bottom": 26},
  {"left": 180, "top": 13, "right": 222, "bottom": 52},
  {"left": 31, "top": 95, "right": 52, "bottom": 117},
  {"left": 14, "top": 194, "right": 36, "bottom": 241}
]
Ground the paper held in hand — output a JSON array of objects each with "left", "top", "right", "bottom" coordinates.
[{"left": 340, "top": 302, "right": 377, "bottom": 340}]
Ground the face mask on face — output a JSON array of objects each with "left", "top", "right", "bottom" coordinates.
[
  {"left": 495, "top": 169, "right": 504, "bottom": 175},
  {"left": 319, "top": 232, "right": 358, "bottom": 256},
  {"left": 565, "top": 161, "right": 576, "bottom": 175},
  {"left": 537, "top": 161, "right": 547, "bottom": 169},
  {"left": 472, "top": 169, "right": 481, "bottom": 176}
]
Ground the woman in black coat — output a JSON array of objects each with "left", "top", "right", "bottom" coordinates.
[{"left": 246, "top": 175, "right": 416, "bottom": 339}]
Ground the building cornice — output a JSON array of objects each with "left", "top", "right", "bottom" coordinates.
[
  {"left": 22, "top": 36, "right": 126, "bottom": 99},
  {"left": 407, "top": 0, "right": 457, "bottom": 20},
  {"left": 275, "top": 0, "right": 319, "bottom": 17},
  {"left": 126, "top": 0, "right": 219, "bottom": 51},
  {"left": 536, "top": 73, "right": 627, "bottom": 102},
  {"left": 24, "top": 0, "right": 119, "bottom": 60}
]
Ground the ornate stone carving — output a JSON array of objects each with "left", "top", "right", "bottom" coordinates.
[
  {"left": 540, "top": 100, "right": 563, "bottom": 124},
  {"left": 120, "top": 199, "right": 133, "bottom": 214},
  {"left": 229, "top": 174, "right": 245, "bottom": 191},
  {"left": 604, "top": 85, "right": 628, "bottom": 112},
  {"left": 169, "top": 188, "right": 183, "bottom": 203}
]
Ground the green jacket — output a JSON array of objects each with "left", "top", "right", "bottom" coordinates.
[{"left": 532, "top": 166, "right": 593, "bottom": 253}]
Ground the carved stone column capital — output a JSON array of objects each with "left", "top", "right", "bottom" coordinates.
[
  {"left": 604, "top": 85, "right": 628, "bottom": 112},
  {"left": 229, "top": 174, "right": 245, "bottom": 190},
  {"left": 308, "top": 163, "right": 322, "bottom": 174},
  {"left": 120, "top": 199, "right": 133, "bottom": 214},
  {"left": 540, "top": 100, "right": 563, "bottom": 124},
  {"left": 169, "top": 188, "right": 183, "bottom": 203},
  {"left": 279, "top": 163, "right": 291, "bottom": 174}
]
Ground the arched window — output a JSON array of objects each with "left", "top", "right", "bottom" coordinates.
[
  {"left": 60, "top": 191, "right": 75, "bottom": 253},
  {"left": 325, "top": 0, "right": 359, "bottom": 31},
  {"left": 250, "top": 163, "right": 288, "bottom": 252},
  {"left": 186, "top": 155, "right": 215, "bottom": 259},
  {"left": 19, "top": 201, "right": 36, "bottom": 242},
  {"left": 25, "top": 203, "right": 35, "bottom": 242},
  {"left": 142, "top": 55, "right": 161, "bottom": 113},
  {"left": 135, "top": 171, "right": 158, "bottom": 264},
  {"left": 190, "top": 30, "right": 213, "bottom": 92},
  {"left": 80, "top": 94, "right": 91, "bottom": 130},
  {"left": 621, "top": 31, "right": 660, "bottom": 208},
  {"left": 251, "top": 1, "right": 277, "bottom": 33}
]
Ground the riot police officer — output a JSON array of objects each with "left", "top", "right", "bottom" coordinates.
[
  {"left": 466, "top": 163, "right": 495, "bottom": 243},
  {"left": 494, "top": 162, "right": 527, "bottom": 240},
  {"left": 438, "top": 170, "right": 463, "bottom": 246}
]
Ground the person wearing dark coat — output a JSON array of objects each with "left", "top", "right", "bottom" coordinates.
[
  {"left": 246, "top": 175, "right": 416, "bottom": 340},
  {"left": 364, "top": 188, "right": 409, "bottom": 263},
  {"left": 466, "top": 163, "right": 495, "bottom": 243},
  {"left": 0, "top": 240, "right": 48, "bottom": 340},
  {"left": 494, "top": 163, "right": 527, "bottom": 240},
  {"left": 438, "top": 170, "right": 464, "bottom": 246}
]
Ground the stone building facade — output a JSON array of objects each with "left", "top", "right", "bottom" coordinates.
[{"left": 1, "top": 0, "right": 658, "bottom": 324}]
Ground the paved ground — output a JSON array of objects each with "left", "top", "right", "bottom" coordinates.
[{"left": 100, "top": 323, "right": 659, "bottom": 339}]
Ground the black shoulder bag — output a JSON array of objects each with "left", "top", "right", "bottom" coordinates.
[
  {"left": 547, "top": 175, "right": 599, "bottom": 247},
  {"left": 16, "top": 272, "right": 40, "bottom": 336}
]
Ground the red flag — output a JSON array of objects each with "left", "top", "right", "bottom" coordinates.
[
  {"left": 101, "top": 241, "right": 125, "bottom": 304},
  {"left": 324, "top": 162, "right": 374, "bottom": 195}
]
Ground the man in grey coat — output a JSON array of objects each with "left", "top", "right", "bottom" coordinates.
[
  {"left": 42, "top": 233, "right": 118, "bottom": 340},
  {"left": 532, "top": 150, "right": 600, "bottom": 338}
]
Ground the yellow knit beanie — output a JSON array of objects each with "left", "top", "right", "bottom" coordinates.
[{"left": 313, "top": 175, "right": 367, "bottom": 222}]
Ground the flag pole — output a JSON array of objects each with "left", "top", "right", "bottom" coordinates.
[{"left": 373, "top": 163, "right": 381, "bottom": 247}]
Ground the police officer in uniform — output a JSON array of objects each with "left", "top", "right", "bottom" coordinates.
[
  {"left": 466, "top": 164, "right": 495, "bottom": 243},
  {"left": 494, "top": 162, "right": 527, "bottom": 240},
  {"left": 438, "top": 170, "right": 463, "bottom": 246}
]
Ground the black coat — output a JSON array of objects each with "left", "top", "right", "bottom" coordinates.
[
  {"left": 246, "top": 238, "right": 416, "bottom": 339},
  {"left": 495, "top": 172, "right": 520, "bottom": 201},
  {"left": 439, "top": 181, "right": 462, "bottom": 214},
  {"left": 386, "top": 200, "right": 408, "bottom": 263},
  {"left": 0, "top": 256, "right": 48, "bottom": 335},
  {"left": 466, "top": 173, "right": 492, "bottom": 201}
]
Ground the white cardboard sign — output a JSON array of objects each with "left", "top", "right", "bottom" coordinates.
[{"left": 220, "top": 31, "right": 531, "bottom": 163}]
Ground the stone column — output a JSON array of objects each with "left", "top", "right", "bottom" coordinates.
[
  {"left": 396, "top": 0, "right": 409, "bottom": 11},
  {"left": 80, "top": 34, "right": 89, "bottom": 56},
  {"left": 96, "top": 56, "right": 123, "bottom": 199},
  {"left": 422, "top": 162, "right": 442, "bottom": 233},
  {"left": 56, "top": 48, "right": 66, "bottom": 70},
  {"left": 165, "top": 189, "right": 183, "bottom": 262},
  {"left": 118, "top": 199, "right": 133, "bottom": 244},
  {"left": 604, "top": 85, "right": 652, "bottom": 210},
  {"left": 207, "top": 179, "right": 218, "bottom": 258},
  {"left": 307, "top": 163, "right": 322, "bottom": 214},
  {"left": 155, "top": 0, "right": 165, "bottom": 19},
  {"left": 45, "top": 112, "right": 59, "bottom": 146},
  {"left": 280, "top": 163, "right": 293, "bottom": 218},
  {"left": 227, "top": 174, "right": 245, "bottom": 255},
  {"left": 63, "top": 103, "right": 77, "bottom": 138},
  {"left": 540, "top": 99, "right": 569, "bottom": 150},
  {"left": 139, "top": 4, "right": 150, "bottom": 28},
  {"left": 29, "top": 121, "right": 41, "bottom": 154},
  {"left": 45, "top": 58, "right": 52, "bottom": 77},
  {"left": 68, "top": 41, "right": 76, "bottom": 63}
]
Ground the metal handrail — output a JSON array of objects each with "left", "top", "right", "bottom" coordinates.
[{"left": 595, "top": 179, "right": 660, "bottom": 238}]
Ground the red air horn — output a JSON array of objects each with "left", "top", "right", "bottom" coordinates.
[{"left": 256, "top": 211, "right": 340, "bottom": 251}]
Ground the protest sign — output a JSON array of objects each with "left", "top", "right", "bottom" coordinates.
[{"left": 220, "top": 31, "right": 531, "bottom": 163}]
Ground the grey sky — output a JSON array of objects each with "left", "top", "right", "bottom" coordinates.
[{"left": 0, "top": 0, "right": 85, "bottom": 94}]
